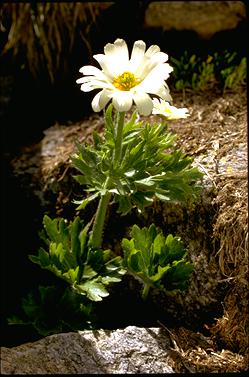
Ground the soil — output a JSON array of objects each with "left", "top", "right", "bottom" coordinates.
[{"left": 2, "top": 83, "right": 248, "bottom": 372}]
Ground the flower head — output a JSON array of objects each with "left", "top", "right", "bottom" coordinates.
[
  {"left": 76, "top": 38, "right": 173, "bottom": 115},
  {"left": 152, "top": 98, "right": 190, "bottom": 120}
]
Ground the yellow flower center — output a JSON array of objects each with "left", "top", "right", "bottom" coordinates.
[{"left": 113, "top": 71, "right": 140, "bottom": 91}]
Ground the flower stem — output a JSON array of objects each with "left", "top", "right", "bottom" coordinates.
[
  {"left": 113, "top": 112, "right": 125, "bottom": 165},
  {"left": 90, "top": 181, "right": 112, "bottom": 249},
  {"left": 142, "top": 283, "right": 150, "bottom": 301},
  {"left": 90, "top": 111, "right": 125, "bottom": 250}
]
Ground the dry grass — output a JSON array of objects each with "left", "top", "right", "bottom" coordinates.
[
  {"left": 169, "top": 88, "right": 248, "bottom": 356},
  {"left": 158, "top": 322, "right": 248, "bottom": 372},
  {"left": 209, "top": 172, "right": 248, "bottom": 354},
  {"left": 1, "top": 3, "right": 110, "bottom": 82},
  {"left": 214, "top": 173, "right": 248, "bottom": 279}
]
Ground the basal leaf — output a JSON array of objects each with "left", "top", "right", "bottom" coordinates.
[
  {"left": 29, "top": 247, "right": 50, "bottom": 267},
  {"left": 163, "top": 261, "right": 194, "bottom": 290},
  {"left": 150, "top": 265, "right": 171, "bottom": 282},
  {"left": 101, "top": 276, "right": 122, "bottom": 284},
  {"left": 77, "top": 280, "right": 109, "bottom": 301},
  {"left": 79, "top": 222, "right": 91, "bottom": 263},
  {"left": 63, "top": 267, "right": 79, "bottom": 284},
  {"left": 82, "top": 265, "right": 98, "bottom": 279},
  {"left": 129, "top": 252, "right": 140, "bottom": 272},
  {"left": 153, "top": 233, "right": 165, "bottom": 255},
  {"left": 43, "top": 216, "right": 60, "bottom": 244},
  {"left": 70, "top": 217, "right": 81, "bottom": 260},
  {"left": 122, "top": 224, "right": 193, "bottom": 299}
]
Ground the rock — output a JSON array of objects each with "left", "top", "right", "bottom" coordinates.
[
  {"left": 145, "top": 1, "right": 246, "bottom": 39},
  {"left": 1, "top": 326, "right": 174, "bottom": 374}
]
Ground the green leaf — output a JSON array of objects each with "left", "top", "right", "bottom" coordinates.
[
  {"left": 131, "top": 192, "right": 154, "bottom": 210},
  {"left": 116, "top": 195, "right": 133, "bottom": 215},
  {"left": 63, "top": 267, "right": 79, "bottom": 284},
  {"left": 153, "top": 233, "right": 165, "bottom": 255},
  {"left": 70, "top": 217, "right": 81, "bottom": 260},
  {"left": 129, "top": 252, "right": 140, "bottom": 272},
  {"left": 150, "top": 265, "right": 171, "bottom": 282},
  {"left": 74, "top": 192, "right": 99, "bottom": 210},
  {"left": 76, "top": 280, "right": 109, "bottom": 301},
  {"left": 104, "top": 103, "right": 114, "bottom": 134},
  {"left": 92, "top": 130, "right": 102, "bottom": 149},
  {"left": 29, "top": 247, "right": 50, "bottom": 267},
  {"left": 73, "top": 175, "right": 88, "bottom": 186},
  {"left": 71, "top": 156, "right": 93, "bottom": 177},
  {"left": 7, "top": 316, "right": 27, "bottom": 326},
  {"left": 22, "top": 292, "right": 40, "bottom": 318},
  {"left": 43, "top": 215, "right": 60, "bottom": 244},
  {"left": 79, "top": 222, "right": 91, "bottom": 263},
  {"left": 82, "top": 265, "right": 98, "bottom": 279},
  {"left": 122, "top": 224, "right": 193, "bottom": 299},
  {"left": 163, "top": 261, "right": 194, "bottom": 291},
  {"left": 101, "top": 276, "right": 122, "bottom": 284}
]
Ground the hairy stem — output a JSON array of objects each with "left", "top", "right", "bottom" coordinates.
[
  {"left": 90, "top": 112, "right": 125, "bottom": 249},
  {"left": 142, "top": 283, "right": 150, "bottom": 300},
  {"left": 113, "top": 112, "right": 125, "bottom": 166},
  {"left": 90, "top": 180, "right": 112, "bottom": 249}
]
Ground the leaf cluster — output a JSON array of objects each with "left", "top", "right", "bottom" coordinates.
[
  {"left": 73, "top": 105, "right": 203, "bottom": 215},
  {"left": 170, "top": 50, "right": 247, "bottom": 91},
  {"left": 122, "top": 224, "right": 193, "bottom": 296},
  {"left": 213, "top": 51, "right": 247, "bottom": 89},
  {"left": 171, "top": 52, "right": 215, "bottom": 91},
  {"left": 8, "top": 285, "right": 96, "bottom": 337},
  {"left": 29, "top": 215, "right": 126, "bottom": 302}
]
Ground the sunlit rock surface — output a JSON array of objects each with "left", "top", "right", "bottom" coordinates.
[{"left": 1, "top": 326, "right": 174, "bottom": 374}]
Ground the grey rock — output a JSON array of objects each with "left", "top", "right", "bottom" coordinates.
[
  {"left": 145, "top": 1, "right": 246, "bottom": 39},
  {"left": 1, "top": 326, "right": 174, "bottom": 374}
]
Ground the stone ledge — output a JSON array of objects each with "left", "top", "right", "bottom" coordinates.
[{"left": 1, "top": 326, "right": 174, "bottom": 374}]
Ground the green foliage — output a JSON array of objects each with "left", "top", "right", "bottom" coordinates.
[
  {"left": 8, "top": 285, "right": 96, "bottom": 337},
  {"left": 122, "top": 224, "right": 193, "bottom": 299},
  {"left": 73, "top": 104, "right": 203, "bottom": 215},
  {"left": 29, "top": 215, "right": 126, "bottom": 302},
  {"left": 170, "top": 50, "right": 247, "bottom": 91},
  {"left": 170, "top": 52, "right": 215, "bottom": 91},
  {"left": 212, "top": 51, "right": 247, "bottom": 89}
]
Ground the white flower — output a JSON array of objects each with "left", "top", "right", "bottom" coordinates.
[
  {"left": 76, "top": 38, "right": 173, "bottom": 116},
  {"left": 152, "top": 98, "right": 190, "bottom": 119}
]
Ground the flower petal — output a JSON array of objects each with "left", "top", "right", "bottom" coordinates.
[
  {"left": 129, "top": 40, "right": 146, "bottom": 71},
  {"left": 145, "top": 44, "right": 160, "bottom": 58},
  {"left": 92, "top": 89, "right": 112, "bottom": 112},
  {"left": 93, "top": 54, "right": 115, "bottom": 79},
  {"left": 112, "top": 91, "right": 133, "bottom": 112},
  {"left": 104, "top": 38, "right": 129, "bottom": 63},
  {"left": 133, "top": 92, "right": 153, "bottom": 116},
  {"left": 137, "top": 73, "right": 172, "bottom": 103},
  {"left": 152, "top": 98, "right": 190, "bottom": 119},
  {"left": 150, "top": 51, "right": 169, "bottom": 64},
  {"left": 94, "top": 39, "right": 130, "bottom": 77},
  {"left": 80, "top": 78, "right": 112, "bottom": 92},
  {"left": 79, "top": 65, "right": 108, "bottom": 80}
]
